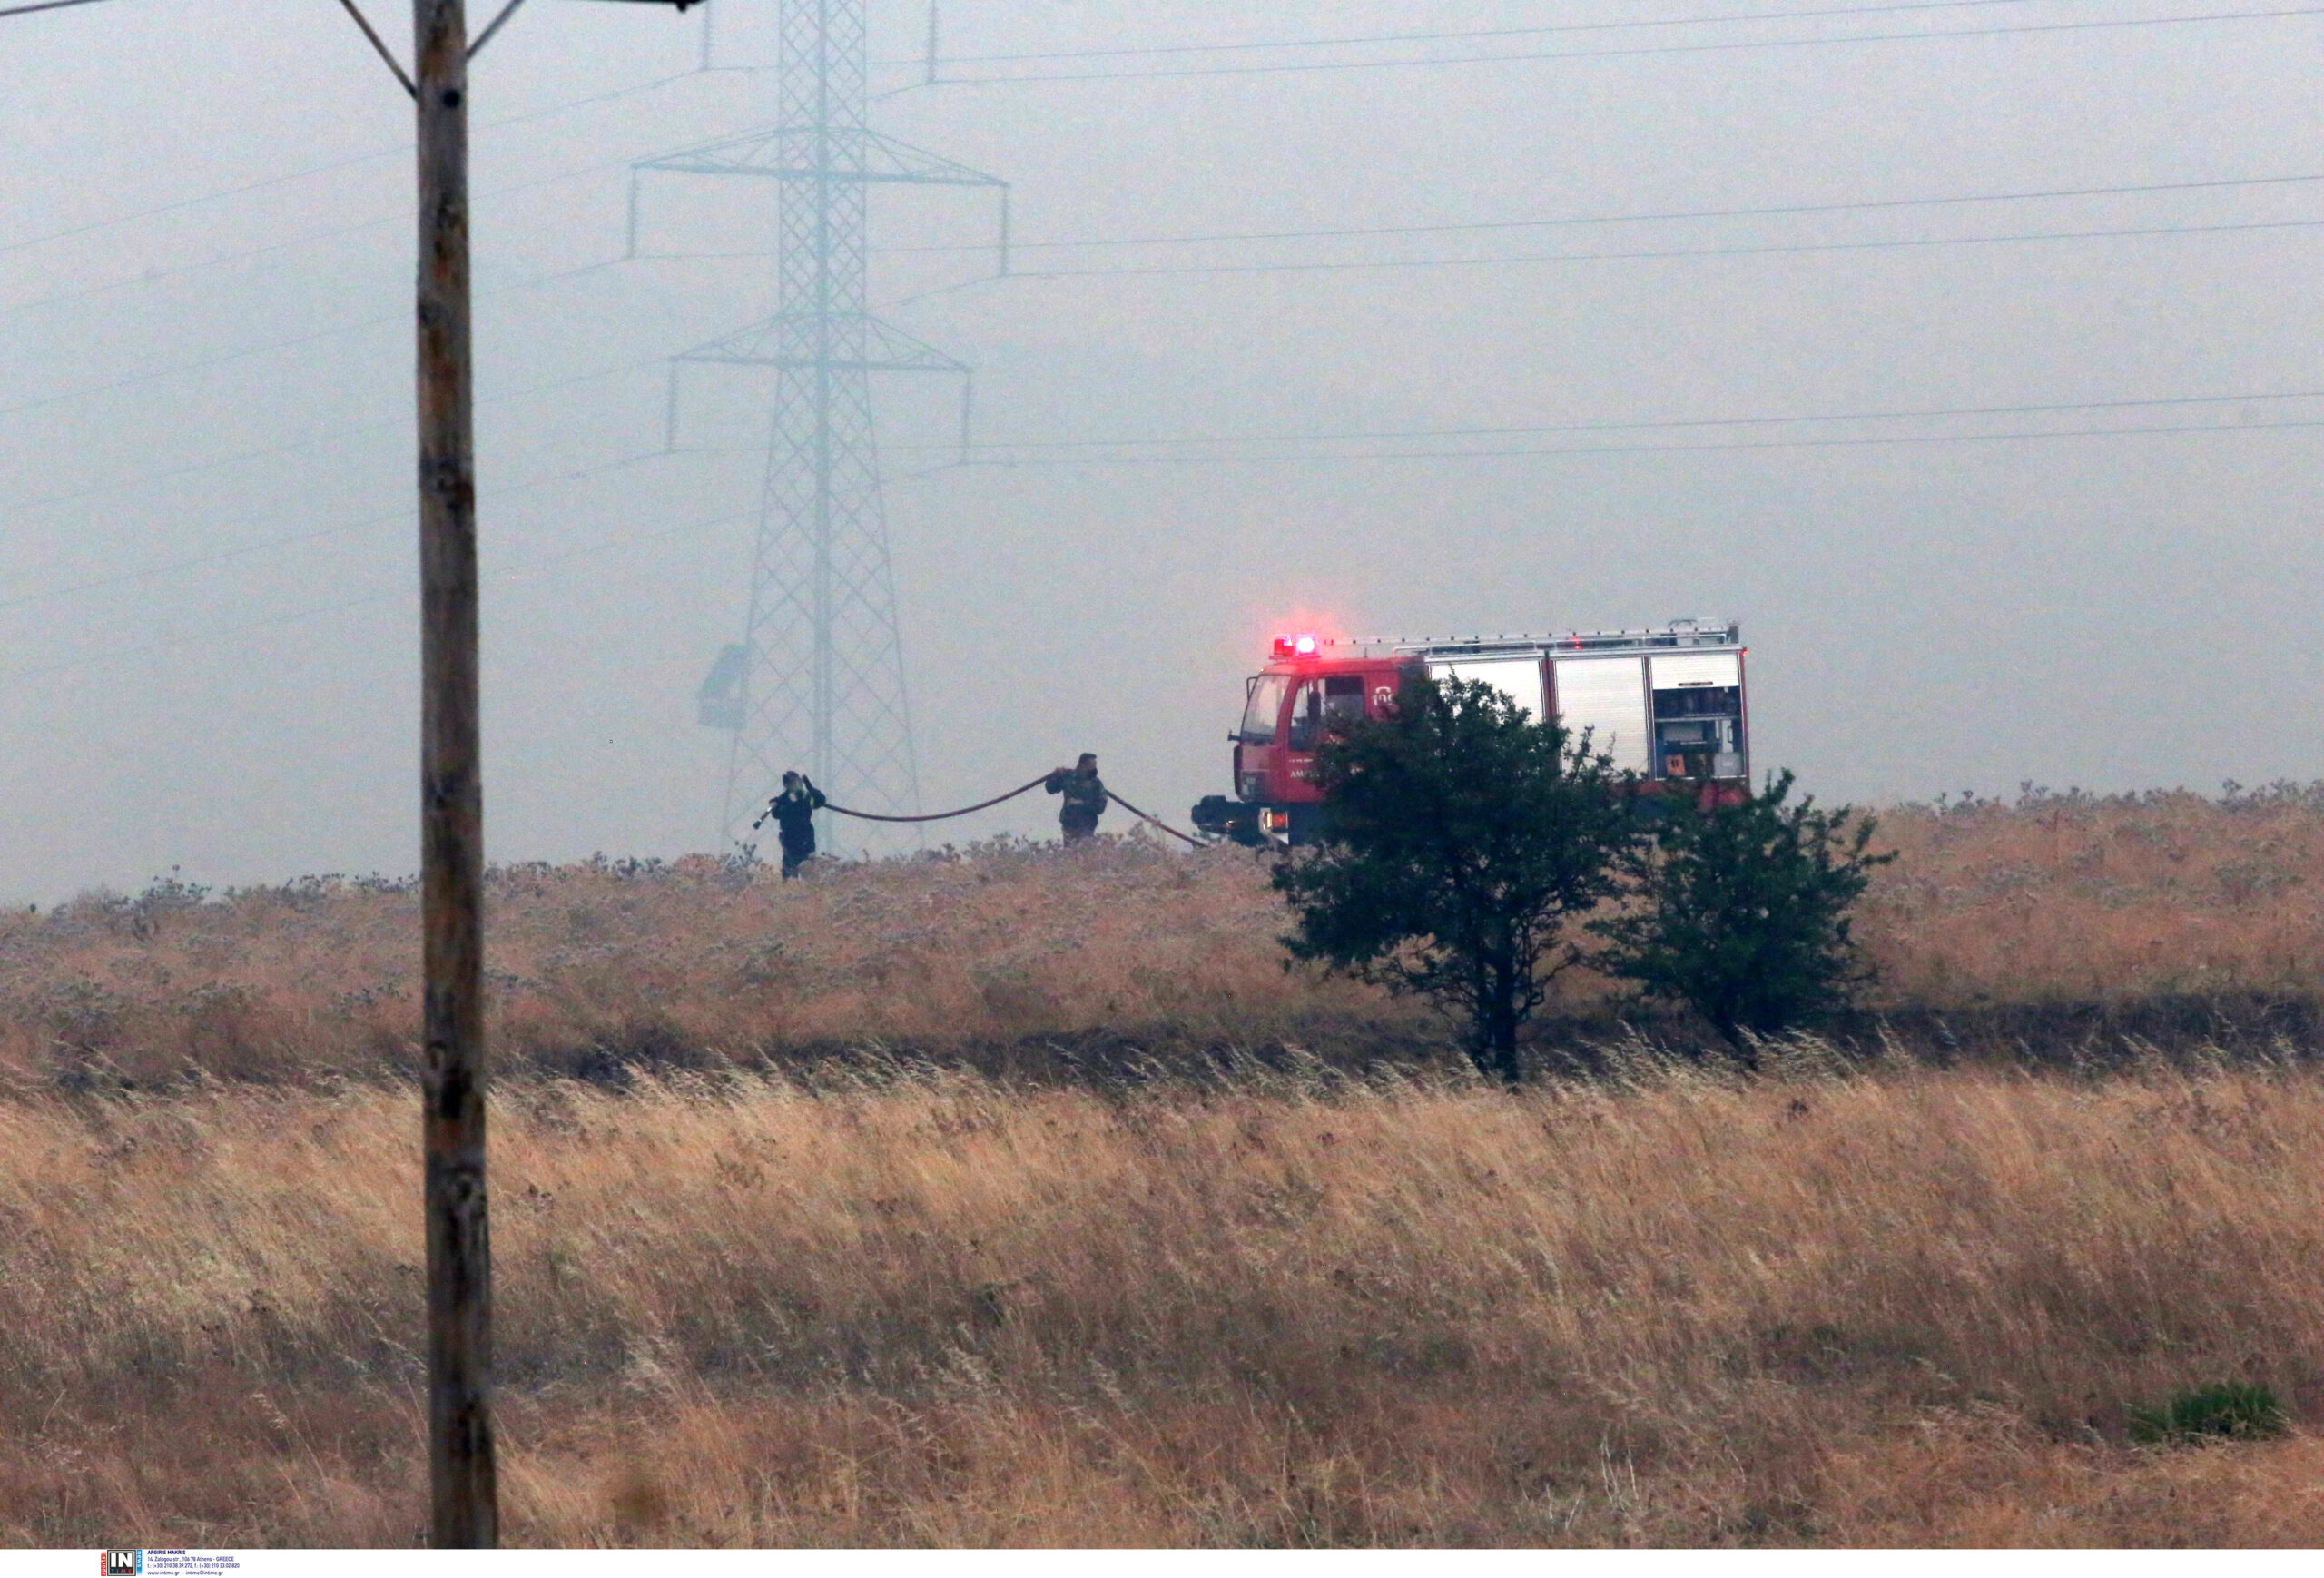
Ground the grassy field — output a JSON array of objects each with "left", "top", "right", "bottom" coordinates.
[
  {"left": 7, "top": 785, "right": 2324, "bottom": 1545},
  {"left": 10, "top": 1062, "right": 2324, "bottom": 1546},
  {"left": 1859, "top": 783, "right": 2324, "bottom": 1005},
  {"left": 9, "top": 783, "right": 2324, "bottom": 1090}
]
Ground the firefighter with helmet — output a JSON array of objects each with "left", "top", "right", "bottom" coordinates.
[
  {"left": 1046, "top": 753, "right": 1107, "bottom": 843},
  {"left": 755, "top": 770, "right": 828, "bottom": 879}
]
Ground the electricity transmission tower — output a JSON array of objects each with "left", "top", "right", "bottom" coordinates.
[{"left": 638, "top": 0, "right": 1005, "bottom": 846}]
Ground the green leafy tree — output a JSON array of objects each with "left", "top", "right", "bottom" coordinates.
[
  {"left": 1271, "top": 672, "right": 1638, "bottom": 1084},
  {"left": 1594, "top": 770, "right": 1894, "bottom": 1051}
]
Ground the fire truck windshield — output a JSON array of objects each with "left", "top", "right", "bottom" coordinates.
[{"left": 1240, "top": 674, "right": 1288, "bottom": 744}]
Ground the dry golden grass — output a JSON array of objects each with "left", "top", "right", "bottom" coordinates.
[
  {"left": 9, "top": 1059, "right": 2324, "bottom": 1546},
  {"left": 1857, "top": 785, "right": 2324, "bottom": 1005},
  {"left": 9, "top": 787, "right": 2324, "bottom": 1545},
  {"left": 10, "top": 784, "right": 2324, "bottom": 1090},
  {"left": 0, "top": 837, "right": 1370, "bottom": 1090}
]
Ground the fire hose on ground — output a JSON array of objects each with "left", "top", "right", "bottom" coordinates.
[{"left": 753, "top": 774, "right": 1208, "bottom": 848}]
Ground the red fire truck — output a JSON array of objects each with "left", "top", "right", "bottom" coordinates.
[{"left": 1191, "top": 619, "right": 1750, "bottom": 845}]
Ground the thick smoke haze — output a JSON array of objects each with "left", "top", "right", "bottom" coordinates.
[{"left": 3, "top": 1, "right": 2319, "bottom": 902}]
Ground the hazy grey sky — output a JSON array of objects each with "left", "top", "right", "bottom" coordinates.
[{"left": 5, "top": 0, "right": 2320, "bottom": 900}]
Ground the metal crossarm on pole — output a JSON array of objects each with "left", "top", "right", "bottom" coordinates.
[
  {"left": 341, "top": 0, "right": 419, "bottom": 95},
  {"left": 467, "top": 0, "right": 529, "bottom": 59}
]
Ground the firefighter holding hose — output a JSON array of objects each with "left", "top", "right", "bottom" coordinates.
[
  {"left": 755, "top": 771, "right": 828, "bottom": 879},
  {"left": 745, "top": 754, "right": 1198, "bottom": 853},
  {"left": 1046, "top": 754, "right": 1108, "bottom": 843}
]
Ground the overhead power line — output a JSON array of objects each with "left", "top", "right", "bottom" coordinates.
[
  {"left": 9, "top": 10, "right": 2303, "bottom": 308},
  {"left": 25, "top": 407, "right": 2319, "bottom": 687},
  {"left": 0, "top": 449, "right": 676, "bottom": 616},
  {"left": 881, "top": 0, "right": 2047, "bottom": 64},
  {"left": 2, "top": 498, "right": 762, "bottom": 685},
  {"left": 22, "top": 163, "right": 2321, "bottom": 323},
  {"left": 32, "top": 184, "right": 2324, "bottom": 518},
  {"left": 2, "top": 348, "right": 670, "bottom": 522},
  {"left": 933, "top": 416, "right": 2324, "bottom": 468},
  {"left": 4, "top": 133, "right": 708, "bottom": 320},
  {"left": 960, "top": 214, "right": 2324, "bottom": 291},
  {"left": 676, "top": 388, "right": 2324, "bottom": 466},
  {"left": 27, "top": 159, "right": 2311, "bottom": 323},
  {"left": 887, "top": 387, "right": 2324, "bottom": 456},
  {"left": 41, "top": 385, "right": 2324, "bottom": 607},
  {"left": 0, "top": 67, "right": 701, "bottom": 260},
  {"left": 928, "top": 6, "right": 2324, "bottom": 84},
  {"left": 18, "top": 183, "right": 2320, "bottom": 501},
  {"left": 0, "top": 250, "right": 637, "bottom": 427},
  {"left": 880, "top": 171, "right": 2324, "bottom": 258}
]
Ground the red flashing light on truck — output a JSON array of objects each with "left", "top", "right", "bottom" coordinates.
[{"left": 1192, "top": 619, "right": 1750, "bottom": 846}]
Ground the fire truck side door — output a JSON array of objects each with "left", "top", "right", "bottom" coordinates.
[
  {"left": 1285, "top": 681, "right": 1326, "bottom": 752},
  {"left": 1322, "top": 675, "right": 1365, "bottom": 729},
  {"left": 1240, "top": 673, "right": 1290, "bottom": 744}
]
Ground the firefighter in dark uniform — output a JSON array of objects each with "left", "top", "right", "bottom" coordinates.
[
  {"left": 758, "top": 771, "right": 828, "bottom": 879},
  {"left": 1046, "top": 753, "right": 1107, "bottom": 843}
]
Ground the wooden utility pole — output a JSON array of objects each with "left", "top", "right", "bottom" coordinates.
[
  {"left": 412, "top": 0, "right": 493, "bottom": 1550},
  {"left": 317, "top": 0, "right": 703, "bottom": 1546},
  {"left": 7, "top": 0, "right": 702, "bottom": 1553}
]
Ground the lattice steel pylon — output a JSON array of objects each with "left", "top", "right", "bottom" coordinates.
[{"left": 639, "top": 0, "right": 1006, "bottom": 848}]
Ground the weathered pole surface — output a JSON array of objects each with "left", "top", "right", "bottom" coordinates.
[{"left": 412, "top": 0, "right": 495, "bottom": 1549}]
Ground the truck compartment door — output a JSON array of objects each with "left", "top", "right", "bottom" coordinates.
[
  {"left": 1426, "top": 656, "right": 1546, "bottom": 723},
  {"left": 1649, "top": 652, "right": 1746, "bottom": 780},
  {"left": 1649, "top": 652, "right": 1740, "bottom": 691},
  {"left": 1551, "top": 656, "right": 1650, "bottom": 774}
]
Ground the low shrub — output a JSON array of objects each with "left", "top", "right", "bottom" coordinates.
[{"left": 2129, "top": 1382, "right": 2287, "bottom": 1444}]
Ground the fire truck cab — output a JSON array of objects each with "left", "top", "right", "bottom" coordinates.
[{"left": 1192, "top": 620, "right": 1749, "bottom": 845}]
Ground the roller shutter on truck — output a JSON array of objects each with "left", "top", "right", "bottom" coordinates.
[
  {"left": 1648, "top": 652, "right": 1739, "bottom": 692},
  {"left": 1550, "top": 656, "right": 1650, "bottom": 774},
  {"left": 1648, "top": 650, "right": 1746, "bottom": 780}
]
